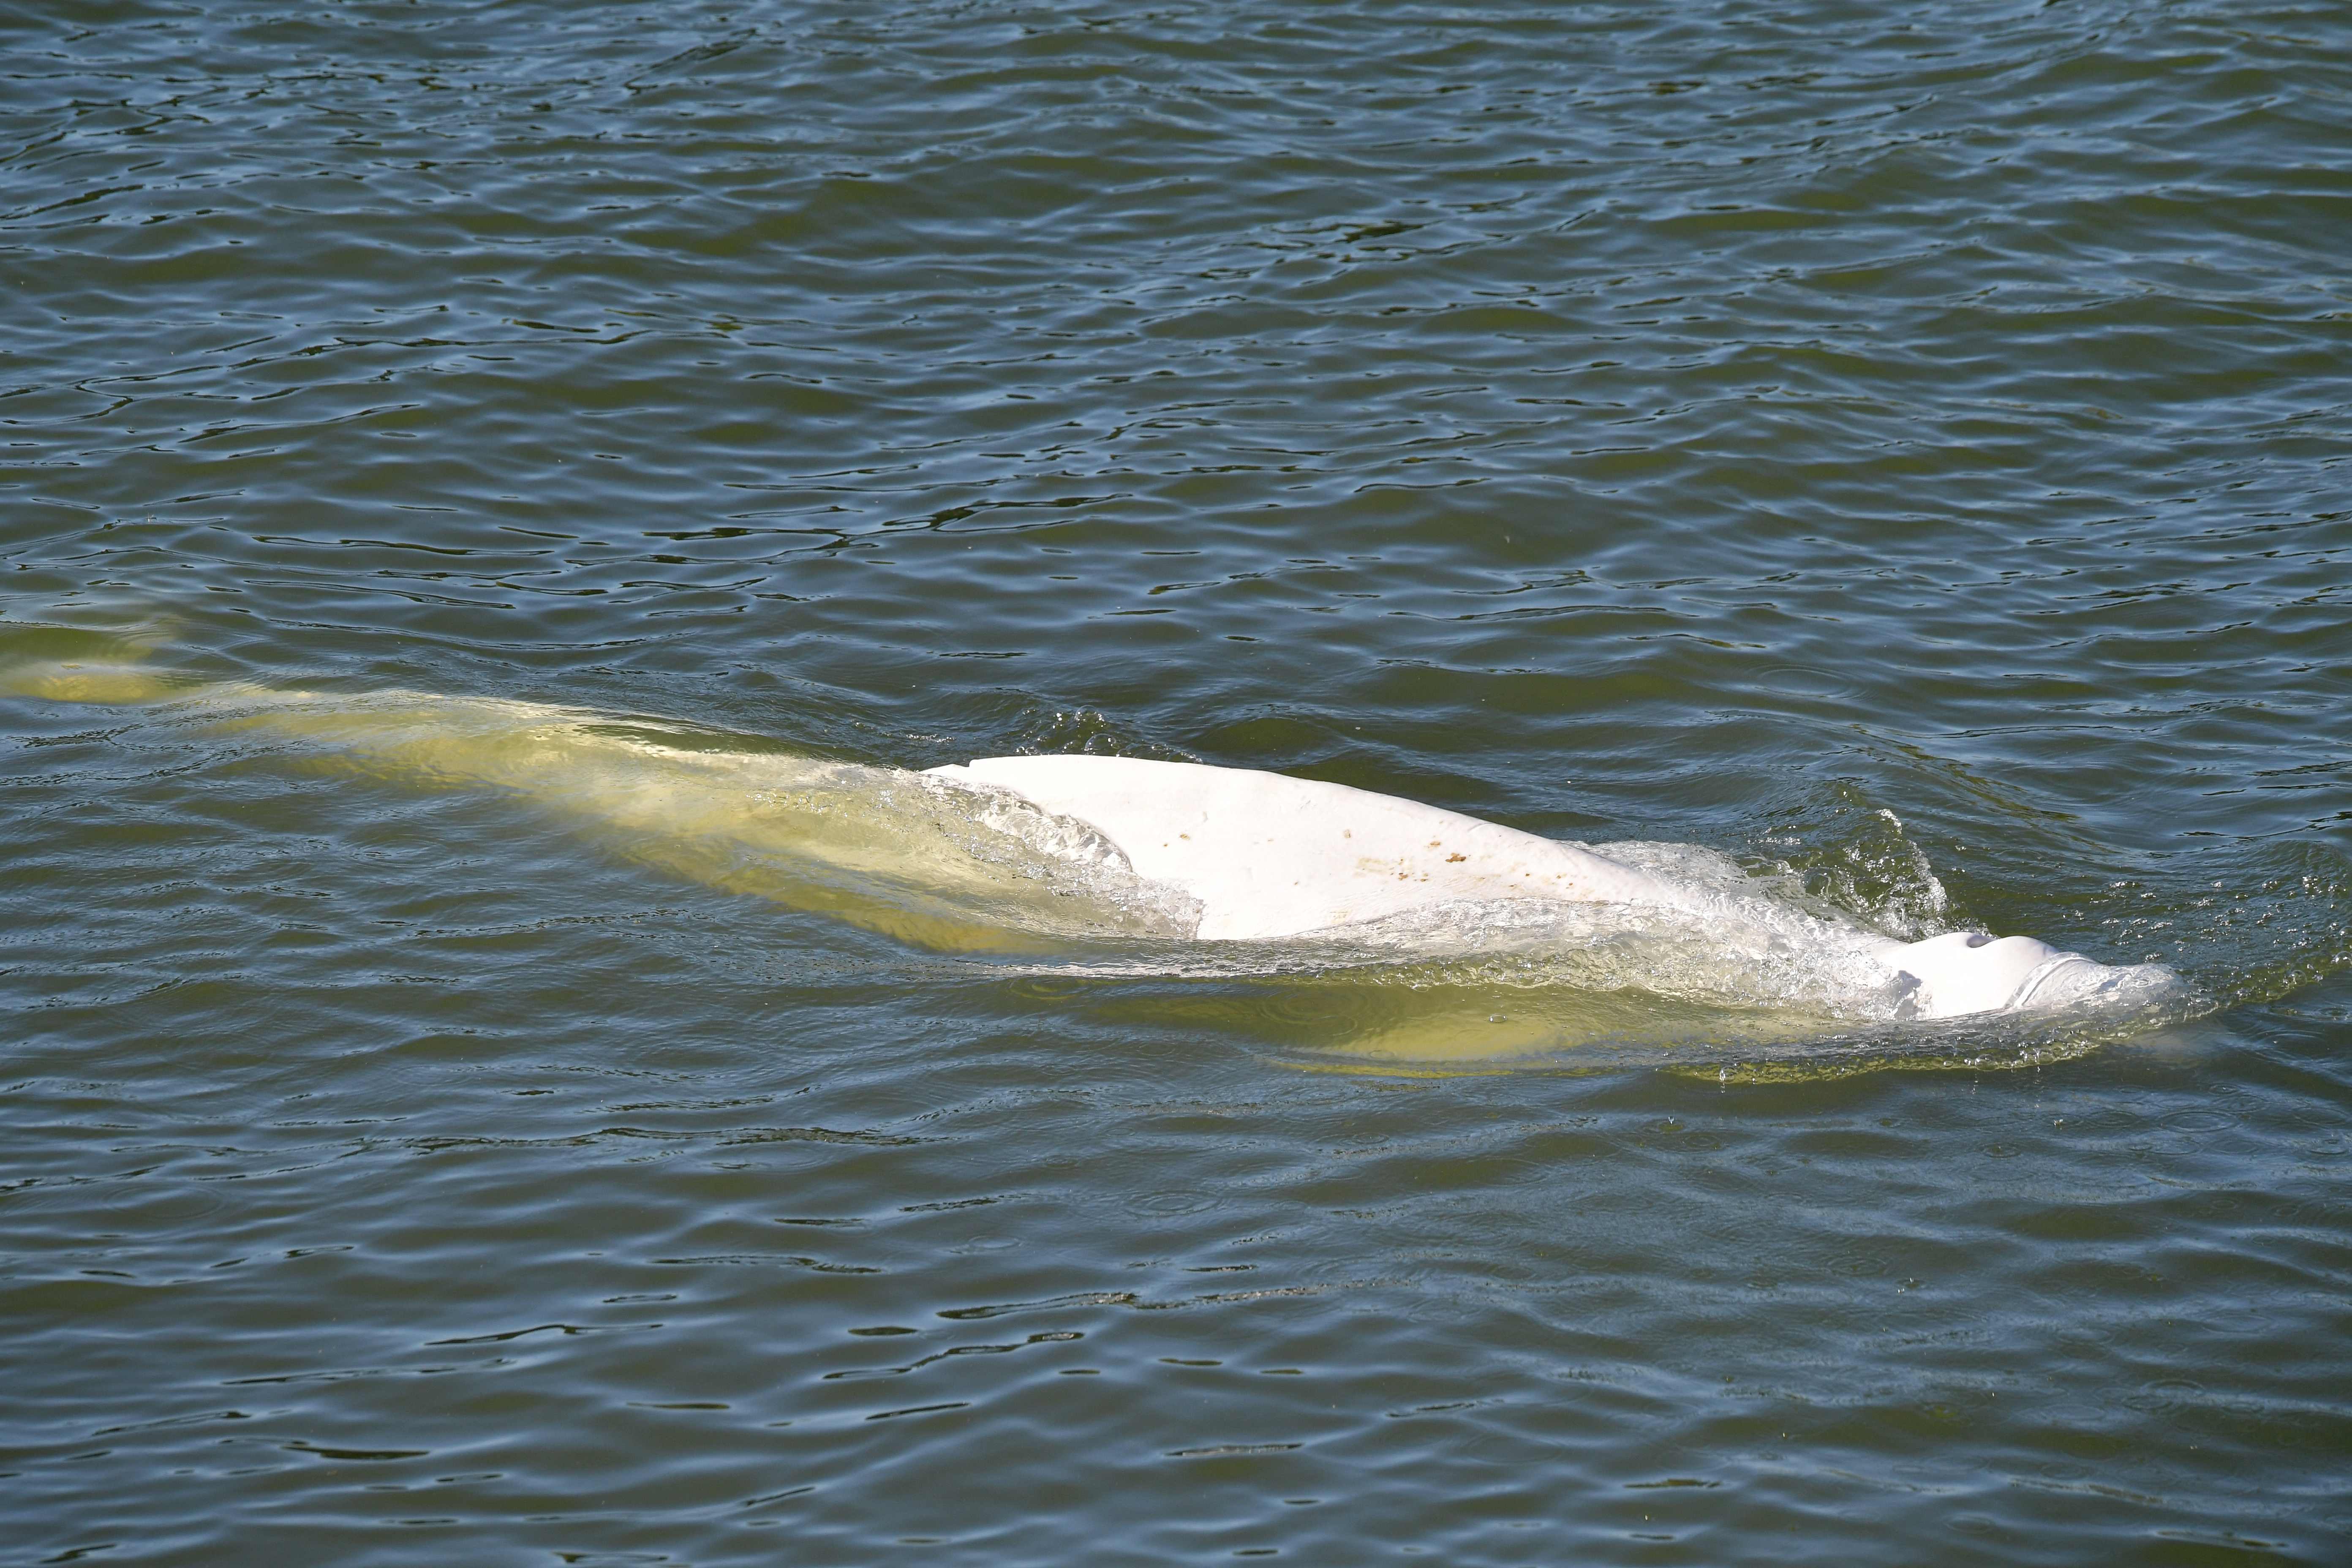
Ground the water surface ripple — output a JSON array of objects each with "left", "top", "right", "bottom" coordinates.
[{"left": 3, "top": 1, "right": 2349, "bottom": 1563}]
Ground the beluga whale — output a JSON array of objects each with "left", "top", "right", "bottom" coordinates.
[{"left": 1, "top": 647, "right": 2176, "bottom": 1032}]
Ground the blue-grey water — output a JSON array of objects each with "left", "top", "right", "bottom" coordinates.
[{"left": 4, "top": 1, "right": 2349, "bottom": 1563}]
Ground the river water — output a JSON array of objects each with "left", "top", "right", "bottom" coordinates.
[{"left": 4, "top": 2, "right": 2349, "bottom": 1563}]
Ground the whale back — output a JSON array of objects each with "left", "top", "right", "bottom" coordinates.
[{"left": 928, "top": 755, "right": 1676, "bottom": 940}]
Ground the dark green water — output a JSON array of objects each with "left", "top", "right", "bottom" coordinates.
[{"left": 5, "top": 1, "right": 2350, "bottom": 1562}]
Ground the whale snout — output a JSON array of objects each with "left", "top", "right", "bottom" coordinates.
[{"left": 1889, "top": 931, "right": 2173, "bottom": 1021}]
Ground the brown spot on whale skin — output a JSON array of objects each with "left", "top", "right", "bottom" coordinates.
[{"left": 1446, "top": 853, "right": 1466, "bottom": 863}]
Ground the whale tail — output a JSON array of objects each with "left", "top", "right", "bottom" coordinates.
[
  {"left": 0, "top": 659, "right": 189, "bottom": 706},
  {"left": 0, "top": 613, "right": 190, "bottom": 706}
]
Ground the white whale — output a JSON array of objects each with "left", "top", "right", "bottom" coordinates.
[
  {"left": 2, "top": 653, "right": 2173, "bottom": 1027},
  {"left": 928, "top": 754, "right": 2162, "bottom": 1021}
]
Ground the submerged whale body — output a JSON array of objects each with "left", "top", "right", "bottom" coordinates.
[
  {"left": 2, "top": 653, "right": 2175, "bottom": 1032},
  {"left": 929, "top": 754, "right": 2159, "bottom": 1022}
]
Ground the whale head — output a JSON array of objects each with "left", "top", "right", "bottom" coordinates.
[{"left": 1886, "top": 931, "right": 2168, "bottom": 1021}]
